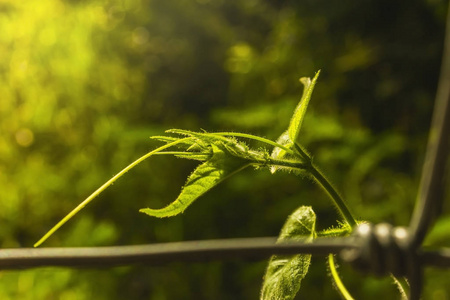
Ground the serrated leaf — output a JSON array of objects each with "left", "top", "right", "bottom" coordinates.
[
  {"left": 140, "top": 143, "right": 249, "bottom": 218},
  {"left": 288, "top": 70, "right": 320, "bottom": 145},
  {"left": 261, "top": 206, "right": 316, "bottom": 300}
]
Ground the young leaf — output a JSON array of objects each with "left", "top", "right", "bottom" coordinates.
[
  {"left": 140, "top": 143, "right": 249, "bottom": 218},
  {"left": 288, "top": 70, "right": 320, "bottom": 144},
  {"left": 270, "top": 71, "right": 319, "bottom": 173},
  {"left": 261, "top": 206, "right": 316, "bottom": 300},
  {"left": 270, "top": 131, "right": 293, "bottom": 173}
]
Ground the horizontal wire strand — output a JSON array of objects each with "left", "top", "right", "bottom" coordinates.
[
  {"left": 0, "top": 237, "right": 353, "bottom": 270},
  {"left": 1, "top": 237, "right": 449, "bottom": 271}
]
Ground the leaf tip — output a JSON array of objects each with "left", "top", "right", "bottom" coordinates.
[{"left": 299, "top": 70, "right": 321, "bottom": 85}]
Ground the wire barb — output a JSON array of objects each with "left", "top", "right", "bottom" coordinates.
[
  {"left": 341, "top": 223, "right": 412, "bottom": 277},
  {"left": 340, "top": 223, "right": 425, "bottom": 300}
]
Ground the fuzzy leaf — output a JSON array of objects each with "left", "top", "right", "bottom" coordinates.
[
  {"left": 270, "top": 131, "right": 306, "bottom": 175},
  {"left": 140, "top": 143, "right": 249, "bottom": 218},
  {"left": 261, "top": 206, "right": 316, "bottom": 300},
  {"left": 270, "top": 131, "right": 293, "bottom": 173},
  {"left": 169, "top": 129, "right": 267, "bottom": 162},
  {"left": 288, "top": 71, "right": 320, "bottom": 145},
  {"left": 270, "top": 71, "right": 319, "bottom": 173}
]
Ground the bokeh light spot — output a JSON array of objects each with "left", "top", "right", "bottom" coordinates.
[{"left": 15, "top": 128, "right": 34, "bottom": 147}]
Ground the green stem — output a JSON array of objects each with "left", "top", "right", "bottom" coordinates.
[
  {"left": 294, "top": 144, "right": 359, "bottom": 299},
  {"left": 391, "top": 275, "right": 409, "bottom": 300},
  {"left": 152, "top": 151, "right": 204, "bottom": 156},
  {"left": 294, "top": 144, "right": 409, "bottom": 299},
  {"left": 294, "top": 143, "right": 311, "bottom": 160},
  {"left": 294, "top": 143, "right": 356, "bottom": 228},
  {"left": 34, "top": 137, "right": 193, "bottom": 248},
  {"left": 329, "top": 254, "right": 355, "bottom": 300},
  {"left": 292, "top": 144, "right": 358, "bottom": 300},
  {"left": 309, "top": 165, "right": 357, "bottom": 227},
  {"left": 253, "top": 157, "right": 307, "bottom": 170}
]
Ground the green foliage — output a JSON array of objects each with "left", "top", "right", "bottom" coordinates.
[
  {"left": 37, "top": 72, "right": 362, "bottom": 299},
  {"left": 424, "top": 215, "right": 450, "bottom": 247},
  {"left": 0, "top": 0, "right": 446, "bottom": 299},
  {"left": 140, "top": 142, "right": 250, "bottom": 218},
  {"left": 37, "top": 72, "right": 327, "bottom": 243},
  {"left": 288, "top": 71, "right": 321, "bottom": 145},
  {"left": 261, "top": 206, "right": 316, "bottom": 300},
  {"left": 270, "top": 71, "right": 319, "bottom": 174}
]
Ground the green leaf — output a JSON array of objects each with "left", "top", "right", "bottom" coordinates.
[
  {"left": 270, "top": 130, "right": 293, "bottom": 173},
  {"left": 270, "top": 71, "right": 319, "bottom": 173},
  {"left": 261, "top": 206, "right": 316, "bottom": 300},
  {"left": 140, "top": 143, "right": 249, "bottom": 218},
  {"left": 424, "top": 215, "right": 450, "bottom": 247},
  {"left": 288, "top": 70, "right": 320, "bottom": 144},
  {"left": 269, "top": 131, "right": 307, "bottom": 175},
  {"left": 168, "top": 129, "right": 269, "bottom": 163}
]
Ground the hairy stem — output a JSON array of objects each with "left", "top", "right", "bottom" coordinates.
[
  {"left": 391, "top": 275, "right": 409, "bottom": 300},
  {"left": 253, "top": 157, "right": 307, "bottom": 170},
  {"left": 294, "top": 144, "right": 356, "bottom": 227},
  {"left": 329, "top": 254, "right": 355, "bottom": 300},
  {"left": 309, "top": 165, "right": 357, "bottom": 227}
]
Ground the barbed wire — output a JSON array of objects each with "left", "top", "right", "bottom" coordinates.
[
  {"left": 0, "top": 237, "right": 350, "bottom": 269},
  {"left": 0, "top": 3, "right": 448, "bottom": 300},
  {"left": 0, "top": 235, "right": 449, "bottom": 271},
  {"left": 409, "top": 0, "right": 450, "bottom": 248}
]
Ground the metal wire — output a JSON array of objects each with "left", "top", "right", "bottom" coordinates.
[
  {"left": 0, "top": 235, "right": 449, "bottom": 279},
  {"left": 400, "top": 2, "right": 450, "bottom": 298},
  {"left": 421, "top": 248, "right": 450, "bottom": 268},
  {"left": 0, "top": 237, "right": 353, "bottom": 270},
  {"left": 0, "top": 5, "right": 448, "bottom": 300},
  {"left": 409, "top": 1, "right": 450, "bottom": 248}
]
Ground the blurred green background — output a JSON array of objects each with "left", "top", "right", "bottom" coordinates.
[{"left": 1, "top": 0, "right": 449, "bottom": 299}]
